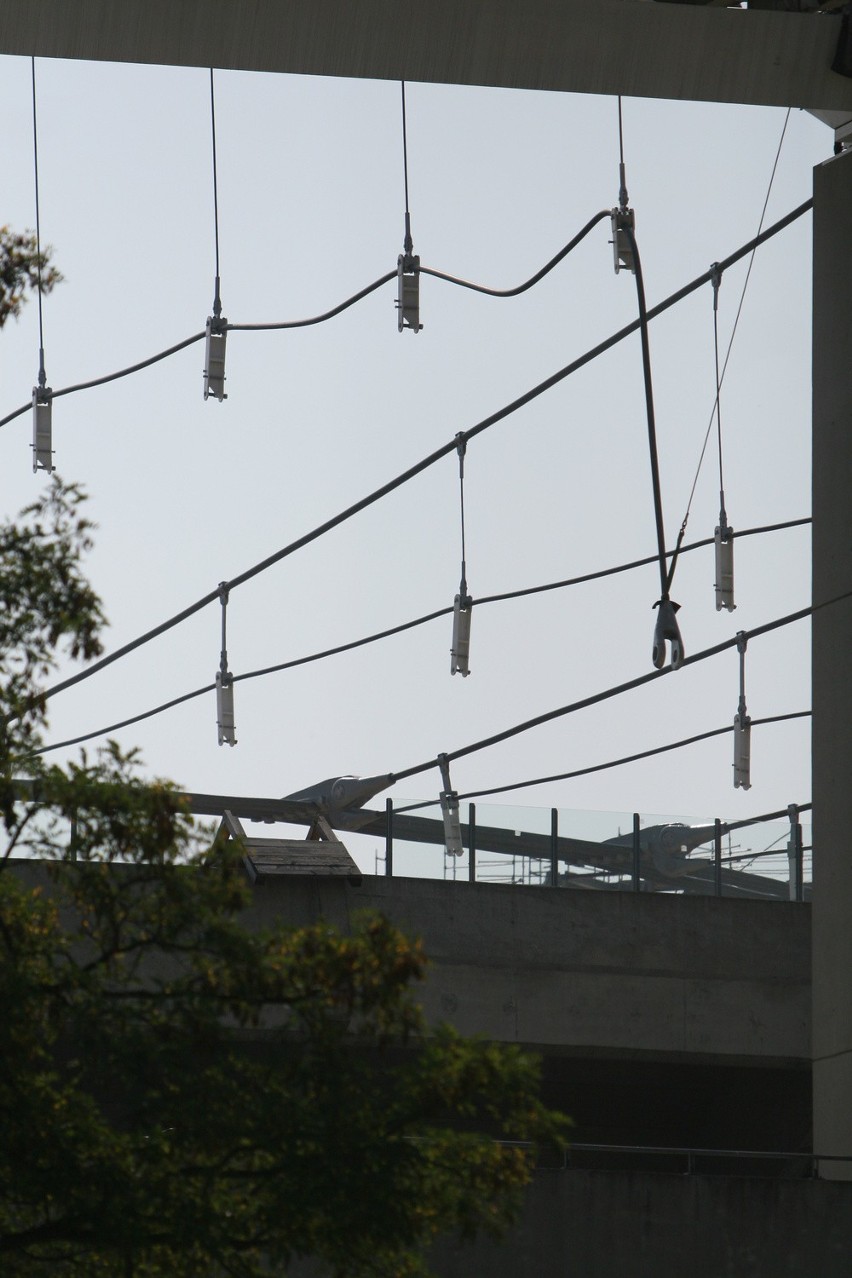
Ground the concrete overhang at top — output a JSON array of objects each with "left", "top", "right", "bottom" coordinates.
[{"left": 1, "top": 0, "right": 851, "bottom": 113}]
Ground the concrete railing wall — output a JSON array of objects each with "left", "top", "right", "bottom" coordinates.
[{"left": 246, "top": 874, "right": 811, "bottom": 1064}]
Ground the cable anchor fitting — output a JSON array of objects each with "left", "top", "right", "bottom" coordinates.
[
  {"left": 437, "top": 753, "right": 463, "bottom": 857},
  {"left": 733, "top": 630, "right": 751, "bottom": 790},
  {"left": 652, "top": 596, "right": 684, "bottom": 671},
  {"left": 32, "top": 383, "right": 54, "bottom": 474},
  {"left": 204, "top": 283, "right": 228, "bottom": 400},
  {"left": 216, "top": 582, "right": 236, "bottom": 747},
  {"left": 610, "top": 206, "right": 636, "bottom": 276}
]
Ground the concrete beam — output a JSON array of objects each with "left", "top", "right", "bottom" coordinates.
[
  {"left": 1, "top": 0, "right": 851, "bottom": 112},
  {"left": 812, "top": 146, "right": 852, "bottom": 1178}
]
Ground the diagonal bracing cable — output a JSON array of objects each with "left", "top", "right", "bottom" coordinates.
[
  {"left": 30, "top": 516, "right": 810, "bottom": 757},
  {"left": 25, "top": 199, "right": 813, "bottom": 717},
  {"left": 677, "top": 109, "right": 792, "bottom": 537}
]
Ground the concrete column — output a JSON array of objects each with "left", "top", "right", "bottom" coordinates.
[{"left": 812, "top": 145, "right": 852, "bottom": 1178}]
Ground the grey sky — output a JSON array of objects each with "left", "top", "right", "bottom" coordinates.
[{"left": 0, "top": 56, "right": 829, "bottom": 868}]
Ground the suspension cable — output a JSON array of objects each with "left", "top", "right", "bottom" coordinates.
[
  {"left": 622, "top": 223, "right": 668, "bottom": 600},
  {"left": 419, "top": 210, "right": 610, "bottom": 297},
  {"left": 0, "top": 199, "right": 809, "bottom": 429}
]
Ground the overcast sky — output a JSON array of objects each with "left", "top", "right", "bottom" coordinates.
[{"left": 0, "top": 55, "right": 831, "bottom": 873}]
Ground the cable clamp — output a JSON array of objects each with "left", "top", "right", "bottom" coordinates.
[
  {"left": 731, "top": 628, "right": 750, "bottom": 787},
  {"left": 396, "top": 253, "right": 422, "bottom": 332},
  {"left": 437, "top": 753, "right": 463, "bottom": 856},
  {"left": 31, "top": 384, "right": 54, "bottom": 474},
  {"left": 651, "top": 596, "right": 684, "bottom": 671},
  {"left": 216, "top": 582, "right": 236, "bottom": 746},
  {"left": 715, "top": 517, "right": 736, "bottom": 612},
  {"left": 451, "top": 591, "right": 473, "bottom": 677},
  {"left": 216, "top": 670, "right": 237, "bottom": 747},
  {"left": 204, "top": 313, "right": 228, "bottom": 401},
  {"left": 610, "top": 206, "right": 636, "bottom": 275}
]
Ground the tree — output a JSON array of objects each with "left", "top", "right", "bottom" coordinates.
[
  {"left": 0, "top": 480, "right": 568, "bottom": 1277},
  {"left": 0, "top": 226, "right": 62, "bottom": 330}
]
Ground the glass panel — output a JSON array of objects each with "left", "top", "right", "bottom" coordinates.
[
  {"left": 235, "top": 804, "right": 814, "bottom": 898},
  {"left": 471, "top": 802, "right": 554, "bottom": 887}
]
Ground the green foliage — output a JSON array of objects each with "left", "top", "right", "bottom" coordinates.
[
  {"left": 0, "top": 483, "right": 569, "bottom": 1276},
  {"left": 0, "top": 226, "right": 62, "bottom": 329}
]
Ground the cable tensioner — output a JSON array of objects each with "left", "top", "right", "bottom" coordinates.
[{"left": 437, "top": 753, "right": 464, "bottom": 857}]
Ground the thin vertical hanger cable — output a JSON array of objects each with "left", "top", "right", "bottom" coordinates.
[
  {"left": 457, "top": 434, "right": 468, "bottom": 599},
  {"left": 450, "top": 432, "right": 473, "bottom": 675},
  {"left": 677, "top": 108, "right": 792, "bottom": 533},
  {"left": 401, "top": 81, "right": 413, "bottom": 254},
  {"left": 209, "top": 68, "right": 223, "bottom": 320},
  {"left": 31, "top": 57, "right": 47, "bottom": 389},
  {"left": 713, "top": 267, "right": 725, "bottom": 510},
  {"left": 396, "top": 82, "right": 422, "bottom": 331},
  {"left": 617, "top": 95, "right": 628, "bottom": 211}
]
